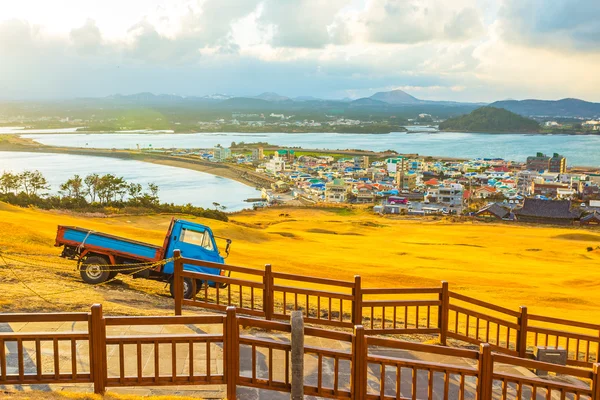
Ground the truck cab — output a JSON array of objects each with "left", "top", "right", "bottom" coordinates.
[{"left": 161, "top": 219, "right": 224, "bottom": 274}]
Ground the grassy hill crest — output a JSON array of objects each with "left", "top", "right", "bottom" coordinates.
[{"left": 439, "top": 106, "right": 540, "bottom": 133}]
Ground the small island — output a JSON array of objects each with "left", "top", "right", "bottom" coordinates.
[{"left": 439, "top": 106, "right": 540, "bottom": 133}]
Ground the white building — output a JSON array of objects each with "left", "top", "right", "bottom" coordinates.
[
  {"left": 213, "top": 146, "right": 231, "bottom": 161},
  {"left": 325, "top": 179, "right": 348, "bottom": 203},
  {"left": 265, "top": 155, "right": 286, "bottom": 174},
  {"left": 386, "top": 157, "right": 405, "bottom": 174},
  {"left": 516, "top": 171, "right": 539, "bottom": 195},
  {"left": 437, "top": 183, "right": 464, "bottom": 206}
]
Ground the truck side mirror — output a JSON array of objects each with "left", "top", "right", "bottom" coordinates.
[{"left": 225, "top": 239, "right": 232, "bottom": 257}]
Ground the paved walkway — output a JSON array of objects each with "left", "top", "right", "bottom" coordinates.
[{"left": 0, "top": 320, "right": 584, "bottom": 399}]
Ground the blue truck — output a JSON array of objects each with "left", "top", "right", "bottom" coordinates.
[{"left": 54, "top": 218, "right": 230, "bottom": 299}]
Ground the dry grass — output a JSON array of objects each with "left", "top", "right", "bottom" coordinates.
[{"left": 1, "top": 203, "right": 599, "bottom": 324}]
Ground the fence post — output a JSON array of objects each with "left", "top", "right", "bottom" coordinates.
[
  {"left": 438, "top": 281, "right": 449, "bottom": 346},
  {"left": 592, "top": 364, "right": 600, "bottom": 400},
  {"left": 353, "top": 325, "right": 366, "bottom": 400},
  {"left": 517, "top": 306, "right": 528, "bottom": 358},
  {"left": 352, "top": 275, "right": 362, "bottom": 326},
  {"left": 90, "top": 304, "right": 106, "bottom": 395},
  {"left": 225, "top": 306, "right": 238, "bottom": 400},
  {"left": 263, "top": 264, "right": 273, "bottom": 320},
  {"left": 478, "top": 343, "right": 492, "bottom": 400},
  {"left": 291, "top": 311, "right": 304, "bottom": 400},
  {"left": 173, "top": 249, "right": 182, "bottom": 316}
]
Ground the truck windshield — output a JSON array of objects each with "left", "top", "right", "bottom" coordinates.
[{"left": 180, "top": 228, "right": 214, "bottom": 251}]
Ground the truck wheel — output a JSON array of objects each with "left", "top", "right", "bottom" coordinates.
[
  {"left": 80, "top": 256, "right": 110, "bottom": 284},
  {"left": 169, "top": 278, "right": 194, "bottom": 299},
  {"left": 108, "top": 270, "right": 119, "bottom": 280}
]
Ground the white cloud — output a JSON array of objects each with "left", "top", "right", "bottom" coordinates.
[
  {"left": 258, "top": 0, "right": 349, "bottom": 48},
  {"left": 498, "top": 0, "right": 600, "bottom": 51},
  {"left": 70, "top": 19, "right": 103, "bottom": 54},
  {"left": 362, "top": 0, "right": 485, "bottom": 44},
  {"left": 0, "top": 0, "right": 599, "bottom": 102}
]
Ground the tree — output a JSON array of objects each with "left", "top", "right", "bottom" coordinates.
[
  {"left": 147, "top": 183, "right": 159, "bottom": 205},
  {"left": 128, "top": 183, "right": 143, "bottom": 202},
  {"left": 113, "top": 176, "right": 128, "bottom": 202},
  {"left": 212, "top": 202, "right": 221, "bottom": 210},
  {"left": 94, "top": 174, "right": 127, "bottom": 204},
  {"left": 20, "top": 170, "right": 49, "bottom": 196},
  {"left": 84, "top": 174, "right": 100, "bottom": 203},
  {"left": 0, "top": 172, "right": 20, "bottom": 194},
  {"left": 59, "top": 175, "right": 84, "bottom": 198}
]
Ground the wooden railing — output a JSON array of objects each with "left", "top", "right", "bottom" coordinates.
[
  {"left": 103, "top": 313, "right": 226, "bottom": 387},
  {"left": 173, "top": 251, "right": 600, "bottom": 369},
  {"left": 363, "top": 337, "right": 482, "bottom": 399},
  {"left": 526, "top": 314, "right": 600, "bottom": 368},
  {"left": 0, "top": 312, "right": 92, "bottom": 386},
  {"left": 447, "top": 291, "right": 523, "bottom": 356},
  {"left": 2, "top": 305, "right": 599, "bottom": 399},
  {"left": 360, "top": 286, "right": 443, "bottom": 335}
]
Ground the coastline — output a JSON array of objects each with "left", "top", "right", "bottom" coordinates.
[
  {"left": 0, "top": 136, "right": 274, "bottom": 189},
  {"left": 1, "top": 134, "right": 598, "bottom": 176},
  {"left": 439, "top": 129, "right": 600, "bottom": 135},
  {"left": 2, "top": 126, "right": 406, "bottom": 135}
]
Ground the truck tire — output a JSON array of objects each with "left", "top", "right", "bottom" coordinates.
[
  {"left": 80, "top": 256, "right": 110, "bottom": 284},
  {"left": 108, "top": 270, "right": 119, "bottom": 280},
  {"left": 169, "top": 277, "right": 195, "bottom": 299}
]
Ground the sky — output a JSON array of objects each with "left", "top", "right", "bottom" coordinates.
[{"left": 0, "top": 0, "right": 599, "bottom": 102}]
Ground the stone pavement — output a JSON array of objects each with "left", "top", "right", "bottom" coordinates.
[{"left": 0, "top": 319, "right": 567, "bottom": 399}]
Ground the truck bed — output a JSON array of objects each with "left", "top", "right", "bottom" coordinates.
[{"left": 55, "top": 226, "right": 164, "bottom": 262}]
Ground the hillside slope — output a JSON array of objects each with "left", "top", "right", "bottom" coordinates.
[
  {"left": 1, "top": 203, "right": 599, "bottom": 322},
  {"left": 490, "top": 98, "right": 600, "bottom": 118},
  {"left": 369, "top": 89, "right": 421, "bottom": 104},
  {"left": 439, "top": 106, "right": 540, "bottom": 132}
]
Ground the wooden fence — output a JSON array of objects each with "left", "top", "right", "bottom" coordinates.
[
  {"left": 173, "top": 251, "right": 600, "bottom": 369},
  {"left": 2, "top": 304, "right": 600, "bottom": 399}
]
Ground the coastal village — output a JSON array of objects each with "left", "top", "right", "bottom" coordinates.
[{"left": 168, "top": 145, "right": 600, "bottom": 226}]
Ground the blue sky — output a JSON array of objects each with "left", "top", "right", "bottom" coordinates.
[{"left": 0, "top": 0, "right": 599, "bottom": 102}]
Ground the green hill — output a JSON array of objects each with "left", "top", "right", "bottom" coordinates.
[{"left": 439, "top": 106, "right": 540, "bottom": 133}]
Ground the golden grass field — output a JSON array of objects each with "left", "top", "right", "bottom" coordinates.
[{"left": 1, "top": 202, "right": 599, "bottom": 324}]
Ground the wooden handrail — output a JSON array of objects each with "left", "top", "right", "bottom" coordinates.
[
  {"left": 0, "top": 313, "right": 89, "bottom": 323},
  {"left": 493, "top": 353, "right": 594, "bottom": 379},
  {"left": 272, "top": 271, "right": 355, "bottom": 288},
  {"left": 449, "top": 291, "right": 521, "bottom": 317},
  {"left": 528, "top": 313, "right": 600, "bottom": 330},
  {"left": 105, "top": 315, "right": 225, "bottom": 326},
  {"left": 361, "top": 287, "right": 442, "bottom": 295}
]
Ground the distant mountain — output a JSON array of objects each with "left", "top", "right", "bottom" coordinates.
[
  {"left": 369, "top": 89, "right": 421, "bottom": 104},
  {"left": 105, "top": 92, "right": 188, "bottom": 103},
  {"left": 294, "top": 96, "right": 322, "bottom": 101},
  {"left": 439, "top": 106, "right": 540, "bottom": 133},
  {"left": 201, "top": 93, "right": 233, "bottom": 101},
  {"left": 219, "top": 97, "right": 271, "bottom": 109},
  {"left": 350, "top": 98, "right": 389, "bottom": 106},
  {"left": 253, "top": 92, "right": 290, "bottom": 102},
  {"left": 490, "top": 98, "right": 600, "bottom": 118},
  {"left": 82, "top": 91, "right": 599, "bottom": 120}
]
